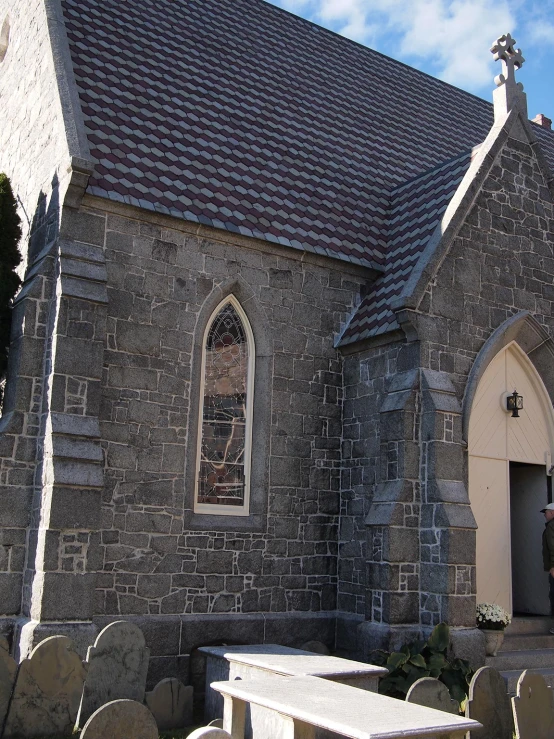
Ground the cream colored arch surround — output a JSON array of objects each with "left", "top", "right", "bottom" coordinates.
[{"left": 468, "top": 341, "right": 554, "bottom": 613}]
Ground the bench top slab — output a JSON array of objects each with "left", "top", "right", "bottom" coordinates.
[
  {"left": 211, "top": 675, "right": 481, "bottom": 739},
  {"left": 199, "top": 644, "right": 386, "bottom": 678}
]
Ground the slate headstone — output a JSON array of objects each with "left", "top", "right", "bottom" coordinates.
[
  {"left": 3, "top": 635, "right": 86, "bottom": 738},
  {"left": 0, "top": 636, "right": 17, "bottom": 732},
  {"left": 80, "top": 699, "right": 158, "bottom": 739},
  {"left": 145, "top": 677, "right": 193, "bottom": 730},
  {"left": 406, "top": 677, "right": 459, "bottom": 714},
  {"left": 76, "top": 620, "right": 150, "bottom": 727},
  {"left": 465, "top": 666, "right": 513, "bottom": 739},
  {"left": 512, "top": 670, "right": 554, "bottom": 739},
  {"left": 187, "top": 728, "right": 232, "bottom": 739}
]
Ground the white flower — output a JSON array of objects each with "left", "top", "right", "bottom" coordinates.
[{"left": 476, "top": 603, "right": 511, "bottom": 628}]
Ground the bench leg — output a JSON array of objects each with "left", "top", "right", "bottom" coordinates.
[
  {"left": 222, "top": 695, "right": 246, "bottom": 739},
  {"left": 280, "top": 715, "right": 316, "bottom": 739}
]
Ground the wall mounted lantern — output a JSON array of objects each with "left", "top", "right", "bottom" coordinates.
[{"left": 506, "top": 389, "right": 523, "bottom": 418}]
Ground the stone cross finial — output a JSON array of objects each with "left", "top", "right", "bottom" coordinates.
[
  {"left": 491, "top": 33, "right": 524, "bottom": 87},
  {"left": 490, "top": 33, "right": 527, "bottom": 119}
]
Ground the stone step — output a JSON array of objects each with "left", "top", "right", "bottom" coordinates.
[
  {"left": 486, "top": 648, "right": 554, "bottom": 671},
  {"left": 505, "top": 616, "right": 552, "bottom": 635},
  {"left": 500, "top": 668, "right": 554, "bottom": 695},
  {"left": 501, "top": 633, "right": 554, "bottom": 651}
]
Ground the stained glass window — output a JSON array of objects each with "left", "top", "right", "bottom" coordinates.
[{"left": 196, "top": 300, "right": 253, "bottom": 511}]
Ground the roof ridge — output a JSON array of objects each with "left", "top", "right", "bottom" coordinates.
[
  {"left": 338, "top": 150, "right": 474, "bottom": 346},
  {"left": 390, "top": 149, "right": 474, "bottom": 193}
]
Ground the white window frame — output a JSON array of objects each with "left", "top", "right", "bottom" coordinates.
[{"left": 194, "top": 295, "right": 255, "bottom": 516}]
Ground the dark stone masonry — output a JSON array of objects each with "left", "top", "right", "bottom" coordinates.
[{"left": 1, "top": 0, "right": 554, "bottom": 691}]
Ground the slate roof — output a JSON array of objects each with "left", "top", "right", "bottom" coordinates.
[
  {"left": 339, "top": 151, "right": 473, "bottom": 344},
  {"left": 61, "top": 0, "right": 554, "bottom": 340}
]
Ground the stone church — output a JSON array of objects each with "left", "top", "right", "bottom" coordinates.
[{"left": 1, "top": 0, "right": 554, "bottom": 684}]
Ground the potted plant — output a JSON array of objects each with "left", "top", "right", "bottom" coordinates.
[{"left": 476, "top": 603, "right": 511, "bottom": 656}]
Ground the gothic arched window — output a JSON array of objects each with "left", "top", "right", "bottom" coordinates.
[{"left": 195, "top": 297, "right": 254, "bottom": 515}]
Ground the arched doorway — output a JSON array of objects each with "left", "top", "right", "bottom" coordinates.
[{"left": 468, "top": 341, "right": 554, "bottom": 615}]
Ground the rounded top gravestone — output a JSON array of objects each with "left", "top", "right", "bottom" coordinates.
[
  {"left": 299, "top": 641, "right": 330, "bottom": 655},
  {"left": 145, "top": 677, "right": 193, "bottom": 731},
  {"left": 512, "top": 670, "right": 554, "bottom": 739},
  {"left": 406, "top": 677, "right": 459, "bottom": 715},
  {"left": 466, "top": 666, "right": 513, "bottom": 739},
  {"left": 81, "top": 699, "right": 158, "bottom": 739},
  {"left": 94, "top": 620, "right": 146, "bottom": 650},
  {"left": 76, "top": 620, "right": 150, "bottom": 728},
  {"left": 187, "top": 728, "right": 232, "bottom": 739},
  {"left": 3, "top": 635, "right": 86, "bottom": 738}
]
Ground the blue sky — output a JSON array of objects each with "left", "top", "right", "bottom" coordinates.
[{"left": 266, "top": 0, "right": 554, "bottom": 121}]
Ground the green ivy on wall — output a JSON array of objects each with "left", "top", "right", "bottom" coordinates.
[{"left": 0, "top": 173, "right": 22, "bottom": 406}]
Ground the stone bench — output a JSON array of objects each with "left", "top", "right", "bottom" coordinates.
[
  {"left": 200, "top": 643, "right": 387, "bottom": 723},
  {"left": 211, "top": 674, "right": 482, "bottom": 739}
]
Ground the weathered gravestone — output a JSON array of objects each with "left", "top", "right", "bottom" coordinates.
[
  {"left": 512, "top": 670, "right": 554, "bottom": 739},
  {"left": 3, "top": 635, "right": 86, "bottom": 738},
  {"left": 188, "top": 728, "right": 232, "bottom": 739},
  {"left": 406, "top": 677, "right": 459, "bottom": 714},
  {"left": 76, "top": 620, "right": 150, "bottom": 728},
  {"left": 300, "top": 641, "right": 330, "bottom": 655},
  {"left": 145, "top": 677, "right": 193, "bottom": 730},
  {"left": 465, "top": 666, "right": 513, "bottom": 739},
  {"left": 80, "top": 699, "right": 158, "bottom": 739},
  {"left": 0, "top": 636, "right": 17, "bottom": 731}
]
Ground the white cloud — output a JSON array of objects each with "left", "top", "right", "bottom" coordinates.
[
  {"left": 522, "top": 1, "right": 554, "bottom": 46},
  {"left": 397, "top": 0, "right": 516, "bottom": 88},
  {"left": 316, "top": 0, "right": 380, "bottom": 42},
  {"left": 271, "top": 0, "right": 519, "bottom": 91},
  {"left": 277, "top": 0, "right": 313, "bottom": 10}
]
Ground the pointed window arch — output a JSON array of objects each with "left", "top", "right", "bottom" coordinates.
[{"left": 195, "top": 296, "right": 255, "bottom": 515}]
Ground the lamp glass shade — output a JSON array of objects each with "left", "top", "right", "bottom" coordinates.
[{"left": 507, "top": 391, "right": 523, "bottom": 412}]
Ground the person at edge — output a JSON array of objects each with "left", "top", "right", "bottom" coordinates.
[{"left": 541, "top": 502, "right": 554, "bottom": 635}]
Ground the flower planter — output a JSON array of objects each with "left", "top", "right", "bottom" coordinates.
[
  {"left": 476, "top": 603, "right": 511, "bottom": 654},
  {"left": 481, "top": 629, "right": 505, "bottom": 657}
]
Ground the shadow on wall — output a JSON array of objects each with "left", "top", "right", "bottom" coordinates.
[
  {"left": 2, "top": 172, "right": 60, "bottom": 416},
  {"left": 0, "top": 174, "right": 22, "bottom": 410},
  {"left": 27, "top": 172, "right": 61, "bottom": 267},
  {"left": 0, "top": 173, "right": 63, "bottom": 629}
]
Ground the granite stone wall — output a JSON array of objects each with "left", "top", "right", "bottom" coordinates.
[
  {"left": 339, "top": 344, "right": 401, "bottom": 616},
  {"left": 421, "top": 136, "right": 554, "bottom": 390},
  {"left": 85, "top": 204, "right": 368, "bottom": 623},
  {"left": 342, "top": 131, "right": 554, "bottom": 656},
  {"left": 0, "top": 0, "right": 63, "bottom": 623},
  {"left": 1, "top": 12, "right": 552, "bottom": 672},
  {"left": 0, "top": 0, "right": 72, "bottom": 255},
  {"left": 0, "top": 0, "right": 94, "bottom": 627}
]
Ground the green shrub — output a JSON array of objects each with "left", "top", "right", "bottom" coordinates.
[
  {"left": 370, "top": 622, "right": 473, "bottom": 708},
  {"left": 0, "top": 173, "right": 22, "bottom": 406}
]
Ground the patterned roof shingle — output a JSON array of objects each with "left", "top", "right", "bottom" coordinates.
[
  {"left": 339, "top": 151, "right": 474, "bottom": 345},
  {"left": 61, "top": 0, "right": 496, "bottom": 267},
  {"left": 61, "top": 0, "right": 554, "bottom": 339}
]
